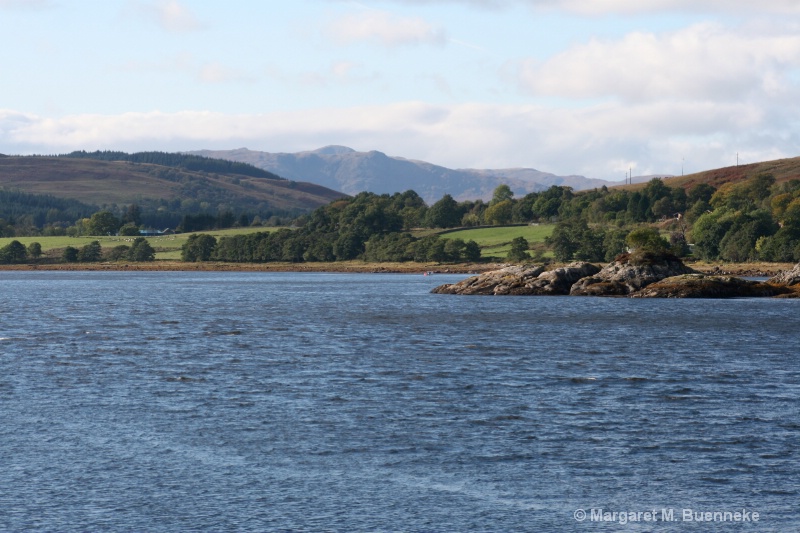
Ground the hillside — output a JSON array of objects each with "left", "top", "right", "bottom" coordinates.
[
  {"left": 613, "top": 156, "right": 800, "bottom": 192},
  {"left": 0, "top": 154, "right": 345, "bottom": 222},
  {"left": 188, "top": 146, "right": 613, "bottom": 203}
]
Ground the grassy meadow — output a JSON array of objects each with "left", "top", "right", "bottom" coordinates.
[
  {"left": 439, "top": 224, "right": 555, "bottom": 258},
  {"left": 0, "top": 227, "right": 282, "bottom": 261},
  {"left": 1, "top": 224, "right": 556, "bottom": 263}
]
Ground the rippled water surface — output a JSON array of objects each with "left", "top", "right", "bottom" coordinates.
[{"left": 1, "top": 271, "right": 798, "bottom": 531}]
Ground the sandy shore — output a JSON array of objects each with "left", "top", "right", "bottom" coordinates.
[{"left": 0, "top": 260, "right": 501, "bottom": 274}]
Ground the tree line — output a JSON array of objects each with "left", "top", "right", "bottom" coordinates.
[
  {"left": 0, "top": 238, "right": 155, "bottom": 265},
  {"left": 4, "top": 172, "right": 800, "bottom": 265},
  {"left": 177, "top": 175, "right": 800, "bottom": 265}
]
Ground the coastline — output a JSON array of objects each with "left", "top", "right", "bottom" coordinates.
[
  {"left": 0, "top": 260, "right": 794, "bottom": 276},
  {"left": 0, "top": 260, "right": 501, "bottom": 274}
]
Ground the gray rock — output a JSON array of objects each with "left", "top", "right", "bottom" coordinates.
[
  {"left": 631, "top": 274, "right": 789, "bottom": 298},
  {"left": 570, "top": 252, "right": 697, "bottom": 296},
  {"left": 431, "top": 262, "right": 599, "bottom": 295},
  {"left": 767, "top": 263, "right": 800, "bottom": 286}
]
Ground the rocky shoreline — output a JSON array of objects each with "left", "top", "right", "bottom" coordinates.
[
  {"left": 432, "top": 255, "right": 800, "bottom": 298},
  {"left": 1, "top": 259, "right": 798, "bottom": 287}
]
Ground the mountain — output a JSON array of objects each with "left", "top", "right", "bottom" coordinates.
[
  {"left": 0, "top": 153, "right": 345, "bottom": 224},
  {"left": 188, "top": 147, "right": 615, "bottom": 203}
]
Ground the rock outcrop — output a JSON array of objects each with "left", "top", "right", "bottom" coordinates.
[
  {"left": 569, "top": 252, "right": 697, "bottom": 296},
  {"left": 767, "top": 263, "right": 800, "bottom": 286},
  {"left": 433, "top": 254, "right": 797, "bottom": 298},
  {"left": 431, "top": 262, "right": 599, "bottom": 295},
  {"left": 631, "top": 274, "right": 789, "bottom": 298}
]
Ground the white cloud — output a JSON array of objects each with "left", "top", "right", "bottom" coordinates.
[
  {"left": 265, "top": 61, "right": 381, "bottom": 88},
  {"left": 121, "top": 54, "right": 253, "bottom": 84},
  {"left": 133, "top": 0, "right": 204, "bottom": 32},
  {"left": 197, "top": 62, "right": 254, "bottom": 84},
  {"left": 0, "top": 0, "right": 53, "bottom": 9},
  {"left": 518, "top": 23, "right": 800, "bottom": 104},
  {"left": 367, "top": 0, "right": 800, "bottom": 15},
  {"left": 525, "top": 0, "right": 800, "bottom": 15},
  {"left": 327, "top": 10, "right": 447, "bottom": 46}
]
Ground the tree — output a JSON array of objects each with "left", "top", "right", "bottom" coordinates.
[
  {"left": 491, "top": 184, "right": 514, "bottom": 205},
  {"left": 483, "top": 199, "right": 513, "bottom": 225},
  {"left": 77, "top": 240, "right": 102, "bottom": 262},
  {"left": 62, "top": 246, "right": 79, "bottom": 262},
  {"left": 691, "top": 209, "right": 725, "bottom": 260},
  {"left": 107, "top": 245, "right": 130, "bottom": 261},
  {"left": 425, "top": 194, "right": 462, "bottom": 228},
  {"left": 443, "top": 238, "right": 467, "bottom": 263},
  {"left": 128, "top": 237, "right": 155, "bottom": 261},
  {"left": 181, "top": 234, "right": 217, "bottom": 262},
  {"left": 625, "top": 227, "right": 669, "bottom": 254},
  {"left": 463, "top": 240, "right": 482, "bottom": 262},
  {"left": 506, "top": 236, "right": 531, "bottom": 262},
  {"left": 27, "top": 242, "right": 42, "bottom": 259},
  {"left": 118, "top": 222, "right": 140, "bottom": 236},
  {"left": 123, "top": 204, "right": 142, "bottom": 226},
  {"left": 0, "top": 240, "right": 27, "bottom": 264},
  {"left": 87, "top": 211, "right": 121, "bottom": 236},
  {"left": 546, "top": 218, "right": 605, "bottom": 262}
]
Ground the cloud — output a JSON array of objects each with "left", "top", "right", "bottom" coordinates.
[
  {"left": 121, "top": 54, "right": 254, "bottom": 84},
  {"left": 517, "top": 23, "right": 800, "bottom": 104},
  {"left": 326, "top": 10, "right": 447, "bottom": 46},
  {"left": 0, "top": 0, "right": 53, "bottom": 9},
  {"left": 524, "top": 0, "right": 800, "bottom": 15},
  {"left": 362, "top": 0, "right": 800, "bottom": 15},
  {"left": 133, "top": 0, "right": 204, "bottom": 32},
  {"left": 2, "top": 97, "right": 797, "bottom": 178},
  {"left": 265, "top": 61, "right": 381, "bottom": 88},
  {"left": 197, "top": 63, "right": 254, "bottom": 84}
]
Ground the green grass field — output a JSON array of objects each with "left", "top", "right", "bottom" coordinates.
[
  {"left": 439, "top": 224, "right": 554, "bottom": 258},
  {"left": 2, "top": 224, "right": 556, "bottom": 262},
  {"left": 0, "top": 227, "right": 283, "bottom": 261}
]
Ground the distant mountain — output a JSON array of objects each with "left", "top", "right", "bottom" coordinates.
[{"left": 188, "top": 147, "right": 616, "bottom": 203}]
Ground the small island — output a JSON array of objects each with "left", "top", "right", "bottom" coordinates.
[{"left": 432, "top": 252, "right": 800, "bottom": 298}]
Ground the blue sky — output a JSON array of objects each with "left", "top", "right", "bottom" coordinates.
[{"left": 2, "top": 0, "right": 800, "bottom": 180}]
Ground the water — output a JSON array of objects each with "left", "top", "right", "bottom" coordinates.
[{"left": 1, "top": 271, "right": 798, "bottom": 531}]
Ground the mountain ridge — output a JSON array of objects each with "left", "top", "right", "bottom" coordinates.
[{"left": 187, "top": 146, "right": 622, "bottom": 203}]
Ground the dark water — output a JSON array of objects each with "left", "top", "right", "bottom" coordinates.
[{"left": 1, "top": 271, "right": 798, "bottom": 531}]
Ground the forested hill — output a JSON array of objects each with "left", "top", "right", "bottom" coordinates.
[
  {"left": 0, "top": 153, "right": 345, "bottom": 229},
  {"left": 60, "top": 150, "right": 284, "bottom": 181}
]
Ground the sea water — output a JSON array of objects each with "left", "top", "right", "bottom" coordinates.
[{"left": 1, "top": 271, "right": 798, "bottom": 531}]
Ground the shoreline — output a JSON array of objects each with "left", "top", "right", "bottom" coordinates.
[
  {"left": 0, "top": 260, "right": 501, "bottom": 274},
  {"left": 0, "top": 260, "right": 794, "bottom": 276}
]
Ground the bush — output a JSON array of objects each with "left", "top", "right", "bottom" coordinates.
[
  {"left": 506, "top": 237, "right": 531, "bottom": 262},
  {"left": 62, "top": 246, "right": 79, "bottom": 262},
  {"left": 625, "top": 227, "right": 669, "bottom": 254}
]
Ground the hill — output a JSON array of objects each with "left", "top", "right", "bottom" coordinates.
[
  {"left": 613, "top": 156, "right": 800, "bottom": 192},
  {"left": 0, "top": 153, "right": 345, "bottom": 227},
  {"left": 188, "top": 146, "right": 613, "bottom": 203}
]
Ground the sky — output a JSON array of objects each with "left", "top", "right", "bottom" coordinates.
[{"left": 2, "top": 0, "right": 800, "bottom": 180}]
